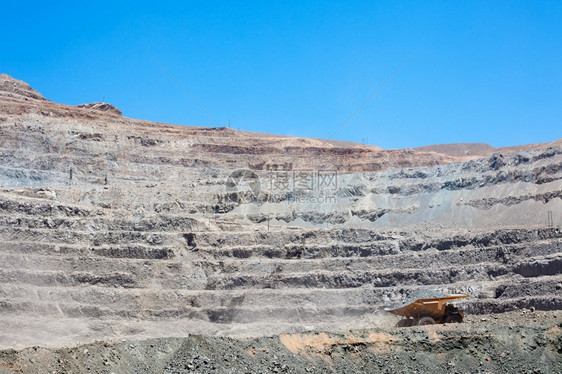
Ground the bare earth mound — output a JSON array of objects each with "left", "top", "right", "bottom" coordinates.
[
  {"left": 1, "top": 311, "right": 560, "bottom": 373},
  {"left": 76, "top": 102, "right": 122, "bottom": 116}
]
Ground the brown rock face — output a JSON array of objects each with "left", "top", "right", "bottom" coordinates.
[
  {"left": 77, "top": 102, "right": 122, "bottom": 116},
  {"left": 0, "top": 73, "right": 48, "bottom": 101},
  {"left": 0, "top": 75, "right": 561, "bottom": 365}
]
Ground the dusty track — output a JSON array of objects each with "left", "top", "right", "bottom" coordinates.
[{"left": 0, "top": 310, "right": 560, "bottom": 373}]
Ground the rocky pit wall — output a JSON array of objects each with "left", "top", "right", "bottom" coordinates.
[{"left": 0, "top": 74, "right": 561, "bottom": 371}]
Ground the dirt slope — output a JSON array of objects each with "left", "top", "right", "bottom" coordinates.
[{"left": 1, "top": 310, "right": 560, "bottom": 373}]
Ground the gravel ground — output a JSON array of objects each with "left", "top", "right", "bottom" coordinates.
[{"left": 1, "top": 310, "right": 560, "bottom": 374}]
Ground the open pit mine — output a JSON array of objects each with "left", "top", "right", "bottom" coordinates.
[{"left": 0, "top": 73, "right": 561, "bottom": 373}]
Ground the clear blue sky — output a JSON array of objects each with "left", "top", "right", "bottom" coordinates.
[{"left": 1, "top": 1, "right": 561, "bottom": 149}]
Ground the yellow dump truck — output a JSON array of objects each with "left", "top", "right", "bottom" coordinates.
[{"left": 385, "top": 294, "right": 469, "bottom": 327}]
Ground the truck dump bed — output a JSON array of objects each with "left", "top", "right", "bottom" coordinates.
[{"left": 385, "top": 294, "right": 469, "bottom": 320}]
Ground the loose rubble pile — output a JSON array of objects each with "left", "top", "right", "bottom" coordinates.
[{"left": 0, "top": 310, "right": 560, "bottom": 373}]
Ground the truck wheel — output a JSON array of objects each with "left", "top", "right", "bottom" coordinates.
[
  {"left": 444, "top": 314, "right": 463, "bottom": 323},
  {"left": 415, "top": 316, "right": 436, "bottom": 326},
  {"left": 397, "top": 319, "right": 412, "bottom": 327}
]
